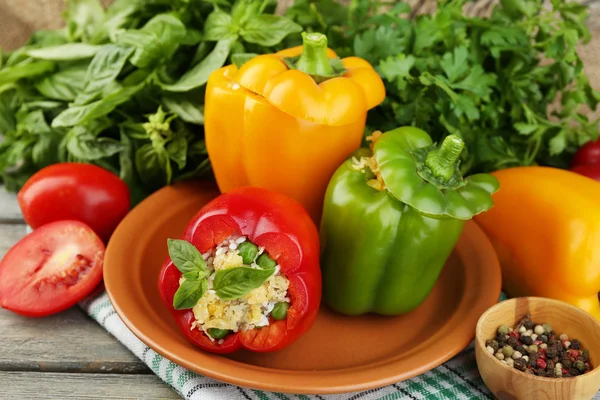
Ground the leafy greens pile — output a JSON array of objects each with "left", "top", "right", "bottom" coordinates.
[
  {"left": 1, "top": 0, "right": 599, "bottom": 203},
  {"left": 285, "top": 0, "right": 600, "bottom": 173},
  {"left": 0, "top": 0, "right": 301, "bottom": 203}
]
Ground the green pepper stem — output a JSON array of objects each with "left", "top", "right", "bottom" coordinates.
[
  {"left": 295, "top": 32, "right": 335, "bottom": 77},
  {"left": 425, "top": 135, "right": 465, "bottom": 181}
]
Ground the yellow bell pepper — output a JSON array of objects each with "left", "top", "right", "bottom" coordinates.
[
  {"left": 474, "top": 166, "right": 600, "bottom": 320},
  {"left": 204, "top": 32, "right": 385, "bottom": 223}
]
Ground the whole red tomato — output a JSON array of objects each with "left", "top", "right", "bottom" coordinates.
[
  {"left": 571, "top": 138, "right": 600, "bottom": 168},
  {"left": 18, "top": 163, "right": 130, "bottom": 243}
]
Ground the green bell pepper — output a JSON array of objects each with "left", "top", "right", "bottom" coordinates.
[{"left": 319, "top": 127, "right": 500, "bottom": 316}]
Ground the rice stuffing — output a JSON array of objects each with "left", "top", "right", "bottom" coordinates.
[{"left": 181, "top": 234, "right": 290, "bottom": 341}]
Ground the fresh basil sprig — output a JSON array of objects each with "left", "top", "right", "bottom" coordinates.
[
  {"left": 167, "top": 238, "right": 208, "bottom": 310},
  {"left": 213, "top": 266, "right": 275, "bottom": 301},
  {"left": 0, "top": 0, "right": 301, "bottom": 204}
]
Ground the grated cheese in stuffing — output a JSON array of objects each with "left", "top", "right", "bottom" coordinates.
[{"left": 186, "top": 234, "right": 290, "bottom": 340}]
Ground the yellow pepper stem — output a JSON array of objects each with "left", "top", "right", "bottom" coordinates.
[
  {"left": 425, "top": 135, "right": 465, "bottom": 182},
  {"left": 295, "top": 32, "right": 336, "bottom": 78}
]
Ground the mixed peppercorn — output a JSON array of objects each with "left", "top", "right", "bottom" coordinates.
[{"left": 486, "top": 315, "right": 593, "bottom": 377}]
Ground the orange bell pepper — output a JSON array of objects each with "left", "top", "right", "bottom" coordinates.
[
  {"left": 204, "top": 32, "right": 385, "bottom": 223},
  {"left": 474, "top": 166, "right": 600, "bottom": 320}
]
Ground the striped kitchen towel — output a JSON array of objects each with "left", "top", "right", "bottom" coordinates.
[{"left": 80, "top": 292, "right": 600, "bottom": 400}]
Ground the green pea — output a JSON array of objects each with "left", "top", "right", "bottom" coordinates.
[
  {"left": 207, "top": 328, "right": 231, "bottom": 340},
  {"left": 237, "top": 241, "right": 259, "bottom": 264},
  {"left": 271, "top": 302, "right": 289, "bottom": 320},
  {"left": 257, "top": 253, "right": 277, "bottom": 269}
]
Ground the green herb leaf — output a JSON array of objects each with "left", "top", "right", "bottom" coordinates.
[
  {"left": 232, "top": 53, "right": 258, "bottom": 68},
  {"left": 167, "top": 132, "right": 188, "bottom": 169},
  {"left": 213, "top": 266, "right": 275, "bottom": 301},
  {"left": 0, "top": 90, "right": 17, "bottom": 132},
  {"left": 118, "top": 127, "right": 134, "bottom": 182},
  {"left": 52, "top": 84, "right": 142, "bottom": 127},
  {"left": 17, "top": 109, "right": 52, "bottom": 134},
  {"left": 240, "top": 15, "right": 302, "bottom": 47},
  {"left": 514, "top": 123, "right": 539, "bottom": 135},
  {"left": 135, "top": 143, "right": 164, "bottom": 186},
  {"left": 204, "top": 9, "right": 235, "bottom": 41},
  {"left": 66, "top": 132, "right": 124, "bottom": 161},
  {"left": 167, "top": 238, "right": 206, "bottom": 274},
  {"left": 0, "top": 61, "right": 55, "bottom": 85},
  {"left": 32, "top": 132, "right": 62, "bottom": 168},
  {"left": 440, "top": 47, "right": 470, "bottom": 83},
  {"left": 26, "top": 44, "right": 102, "bottom": 60},
  {"left": 64, "top": 0, "right": 106, "bottom": 43},
  {"left": 162, "top": 96, "right": 204, "bottom": 125},
  {"left": 160, "top": 38, "right": 233, "bottom": 92},
  {"left": 549, "top": 130, "right": 567, "bottom": 155},
  {"left": 173, "top": 278, "right": 207, "bottom": 310},
  {"left": 353, "top": 26, "right": 407, "bottom": 65},
  {"left": 74, "top": 45, "right": 135, "bottom": 105},
  {"left": 118, "top": 14, "right": 187, "bottom": 69},
  {"left": 35, "top": 65, "right": 88, "bottom": 101}
]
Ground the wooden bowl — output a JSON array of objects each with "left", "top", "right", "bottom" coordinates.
[{"left": 475, "top": 297, "right": 600, "bottom": 400}]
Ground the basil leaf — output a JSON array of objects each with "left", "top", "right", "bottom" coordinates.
[
  {"left": 135, "top": 143, "right": 164, "bottom": 187},
  {"left": 52, "top": 84, "right": 142, "bottom": 127},
  {"left": 0, "top": 91, "right": 17, "bottom": 132},
  {"left": 118, "top": 14, "right": 187, "bottom": 69},
  {"left": 184, "top": 269, "right": 209, "bottom": 281},
  {"left": 213, "top": 267, "right": 275, "bottom": 301},
  {"left": 120, "top": 121, "right": 149, "bottom": 140},
  {"left": 181, "top": 29, "right": 203, "bottom": 46},
  {"left": 74, "top": 45, "right": 135, "bottom": 105},
  {"left": 240, "top": 15, "right": 302, "bottom": 47},
  {"left": 32, "top": 131, "right": 62, "bottom": 168},
  {"left": 167, "top": 133, "right": 188, "bottom": 169},
  {"left": 232, "top": 53, "right": 258, "bottom": 68},
  {"left": 167, "top": 238, "right": 206, "bottom": 274},
  {"left": 118, "top": 128, "right": 134, "bottom": 183},
  {"left": 35, "top": 65, "right": 88, "bottom": 101},
  {"left": 0, "top": 61, "right": 55, "bottom": 85},
  {"left": 173, "top": 278, "right": 207, "bottom": 310},
  {"left": 204, "top": 9, "right": 235, "bottom": 41},
  {"left": 66, "top": 133, "right": 124, "bottom": 161},
  {"left": 160, "top": 38, "right": 233, "bottom": 92},
  {"left": 162, "top": 96, "right": 204, "bottom": 125},
  {"left": 26, "top": 44, "right": 102, "bottom": 61},
  {"left": 182, "top": 271, "right": 199, "bottom": 281},
  {"left": 64, "top": 0, "right": 106, "bottom": 43},
  {"left": 17, "top": 109, "right": 51, "bottom": 134}
]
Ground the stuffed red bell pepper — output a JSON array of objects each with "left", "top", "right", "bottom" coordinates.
[{"left": 158, "top": 187, "right": 321, "bottom": 354}]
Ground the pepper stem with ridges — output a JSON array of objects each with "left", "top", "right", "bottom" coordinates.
[
  {"left": 425, "top": 135, "right": 465, "bottom": 182},
  {"left": 296, "top": 32, "right": 335, "bottom": 77}
]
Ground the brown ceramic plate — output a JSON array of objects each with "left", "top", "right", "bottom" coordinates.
[{"left": 104, "top": 180, "right": 502, "bottom": 395}]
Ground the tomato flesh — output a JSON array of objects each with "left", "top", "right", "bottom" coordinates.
[{"left": 0, "top": 220, "right": 105, "bottom": 317}]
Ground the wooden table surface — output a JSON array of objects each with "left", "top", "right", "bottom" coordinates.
[{"left": 0, "top": 188, "right": 180, "bottom": 399}]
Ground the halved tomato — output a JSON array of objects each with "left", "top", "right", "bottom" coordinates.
[{"left": 0, "top": 220, "right": 105, "bottom": 317}]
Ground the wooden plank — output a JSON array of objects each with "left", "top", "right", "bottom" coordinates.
[
  {"left": 0, "top": 222, "right": 148, "bottom": 373},
  {"left": 0, "top": 307, "right": 149, "bottom": 374},
  {"left": 0, "top": 223, "right": 27, "bottom": 259},
  {"left": 0, "top": 188, "right": 23, "bottom": 223},
  {"left": 0, "top": 371, "right": 179, "bottom": 399}
]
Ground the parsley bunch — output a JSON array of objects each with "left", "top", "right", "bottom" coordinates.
[{"left": 287, "top": 0, "right": 600, "bottom": 173}]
